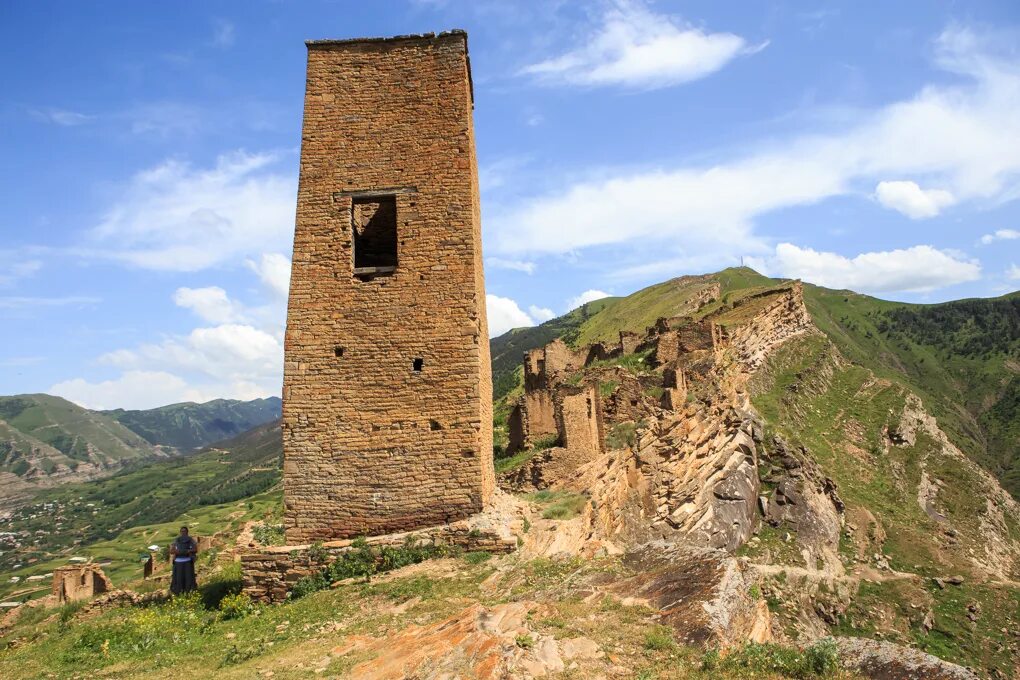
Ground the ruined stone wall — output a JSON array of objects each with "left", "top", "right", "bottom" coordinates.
[
  {"left": 243, "top": 516, "right": 517, "bottom": 603},
  {"left": 283, "top": 32, "right": 493, "bottom": 542},
  {"left": 619, "top": 331, "right": 642, "bottom": 355},
  {"left": 52, "top": 565, "right": 112, "bottom": 604},
  {"left": 557, "top": 385, "right": 605, "bottom": 456}
]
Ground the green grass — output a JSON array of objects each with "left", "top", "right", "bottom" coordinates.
[{"left": 526, "top": 490, "right": 589, "bottom": 520}]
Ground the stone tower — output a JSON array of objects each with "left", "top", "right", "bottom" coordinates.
[{"left": 282, "top": 31, "right": 494, "bottom": 543}]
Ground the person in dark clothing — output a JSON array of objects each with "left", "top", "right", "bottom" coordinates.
[{"left": 169, "top": 526, "right": 198, "bottom": 595}]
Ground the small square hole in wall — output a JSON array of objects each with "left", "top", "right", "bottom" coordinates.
[
  {"left": 334, "top": 346, "right": 344, "bottom": 358},
  {"left": 413, "top": 357, "right": 424, "bottom": 372}
]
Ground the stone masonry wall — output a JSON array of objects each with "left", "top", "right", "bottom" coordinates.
[{"left": 283, "top": 32, "right": 493, "bottom": 542}]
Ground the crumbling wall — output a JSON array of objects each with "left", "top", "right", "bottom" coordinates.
[
  {"left": 653, "top": 331, "right": 679, "bottom": 366},
  {"left": 283, "top": 32, "right": 493, "bottom": 542},
  {"left": 619, "top": 331, "right": 642, "bottom": 355},
  {"left": 52, "top": 565, "right": 112, "bottom": 604},
  {"left": 557, "top": 385, "right": 605, "bottom": 457}
]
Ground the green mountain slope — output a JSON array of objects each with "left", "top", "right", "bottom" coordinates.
[
  {"left": 0, "top": 419, "right": 282, "bottom": 578},
  {"left": 102, "top": 396, "right": 282, "bottom": 451},
  {"left": 0, "top": 395, "right": 165, "bottom": 502}
]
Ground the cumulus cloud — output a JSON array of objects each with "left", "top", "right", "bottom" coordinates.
[
  {"left": 566, "top": 289, "right": 611, "bottom": 311},
  {"left": 874, "top": 180, "right": 955, "bottom": 219},
  {"left": 50, "top": 370, "right": 208, "bottom": 411},
  {"left": 486, "top": 294, "right": 535, "bottom": 337},
  {"left": 246, "top": 252, "right": 292, "bottom": 298},
  {"left": 490, "top": 26, "right": 1020, "bottom": 260},
  {"left": 528, "top": 305, "right": 557, "bottom": 322},
  {"left": 521, "top": 1, "right": 756, "bottom": 89},
  {"left": 173, "top": 286, "right": 246, "bottom": 324},
  {"left": 749, "top": 243, "right": 981, "bottom": 293},
  {"left": 980, "top": 228, "right": 1020, "bottom": 244},
  {"left": 1008, "top": 264, "right": 1020, "bottom": 280},
  {"left": 88, "top": 150, "right": 295, "bottom": 271},
  {"left": 486, "top": 258, "right": 536, "bottom": 275}
]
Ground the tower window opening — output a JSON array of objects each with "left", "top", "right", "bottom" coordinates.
[
  {"left": 352, "top": 195, "right": 397, "bottom": 270},
  {"left": 413, "top": 357, "right": 424, "bottom": 372}
]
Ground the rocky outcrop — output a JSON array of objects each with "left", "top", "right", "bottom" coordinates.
[
  {"left": 758, "top": 435, "right": 845, "bottom": 572},
  {"left": 835, "top": 637, "right": 979, "bottom": 680},
  {"left": 329, "top": 601, "right": 604, "bottom": 679},
  {"left": 724, "top": 282, "right": 813, "bottom": 372},
  {"left": 610, "top": 543, "right": 771, "bottom": 647}
]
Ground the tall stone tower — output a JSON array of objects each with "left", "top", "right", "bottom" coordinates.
[{"left": 283, "top": 31, "right": 494, "bottom": 543}]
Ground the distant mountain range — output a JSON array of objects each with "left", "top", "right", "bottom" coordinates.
[
  {"left": 102, "top": 396, "right": 282, "bottom": 451},
  {"left": 0, "top": 394, "right": 281, "bottom": 505}
]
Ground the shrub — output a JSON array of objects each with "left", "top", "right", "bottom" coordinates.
[
  {"left": 307, "top": 541, "right": 328, "bottom": 564},
  {"left": 218, "top": 592, "right": 254, "bottom": 620},
  {"left": 643, "top": 625, "right": 677, "bottom": 651},
  {"left": 290, "top": 572, "right": 329, "bottom": 599},
  {"left": 252, "top": 522, "right": 285, "bottom": 546},
  {"left": 515, "top": 634, "right": 535, "bottom": 649},
  {"left": 463, "top": 551, "right": 492, "bottom": 565},
  {"left": 700, "top": 640, "right": 841, "bottom": 678},
  {"left": 200, "top": 562, "right": 243, "bottom": 610}
]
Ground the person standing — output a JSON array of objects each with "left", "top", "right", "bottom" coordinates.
[{"left": 169, "top": 526, "right": 198, "bottom": 595}]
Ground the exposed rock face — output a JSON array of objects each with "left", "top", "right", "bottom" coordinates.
[
  {"left": 894, "top": 394, "right": 1020, "bottom": 579},
  {"left": 632, "top": 401, "right": 762, "bottom": 551},
  {"left": 330, "top": 601, "right": 603, "bottom": 679},
  {"left": 835, "top": 637, "right": 980, "bottom": 680},
  {"left": 725, "top": 282, "right": 813, "bottom": 372},
  {"left": 759, "top": 435, "right": 845, "bottom": 571},
  {"left": 611, "top": 543, "right": 772, "bottom": 647}
]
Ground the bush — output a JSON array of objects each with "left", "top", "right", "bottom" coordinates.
[
  {"left": 700, "top": 640, "right": 841, "bottom": 678},
  {"left": 643, "top": 625, "right": 677, "bottom": 651},
  {"left": 199, "top": 562, "right": 243, "bottom": 610},
  {"left": 218, "top": 592, "right": 255, "bottom": 620},
  {"left": 463, "top": 551, "right": 492, "bottom": 565},
  {"left": 252, "top": 521, "right": 285, "bottom": 546},
  {"left": 290, "top": 572, "right": 328, "bottom": 599}
]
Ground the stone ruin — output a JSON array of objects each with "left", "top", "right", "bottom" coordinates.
[
  {"left": 52, "top": 564, "right": 112, "bottom": 604},
  {"left": 281, "top": 31, "right": 493, "bottom": 543}
]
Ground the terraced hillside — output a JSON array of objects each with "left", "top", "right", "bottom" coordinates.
[{"left": 0, "top": 394, "right": 166, "bottom": 504}]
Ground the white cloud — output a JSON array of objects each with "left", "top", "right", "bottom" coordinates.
[
  {"left": 980, "top": 228, "right": 1020, "bottom": 244},
  {"left": 750, "top": 243, "right": 981, "bottom": 293},
  {"left": 30, "top": 107, "right": 93, "bottom": 126},
  {"left": 0, "top": 253, "right": 42, "bottom": 286},
  {"left": 486, "top": 294, "right": 535, "bottom": 336},
  {"left": 528, "top": 305, "right": 556, "bottom": 322},
  {"left": 50, "top": 370, "right": 207, "bottom": 411},
  {"left": 491, "top": 26, "right": 1020, "bottom": 259},
  {"left": 1007, "top": 264, "right": 1020, "bottom": 281},
  {"left": 246, "top": 252, "right": 292, "bottom": 298},
  {"left": 88, "top": 150, "right": 295, "bottom": 271},
  {"left": 173, "top": 286, "right": 246, "bottom": 324},
  {"left": 486, "top": 258, "right": 536, "bottom": 275},
  {"left": 0, "top": 296, "right": 100, "bottom": 309},
  {"left": 874, "top": 180, "right": 955, "bottom": 219},
  {"left": 521, "top": 1, "right": 756, "bottom": 89},
  {"left": 212, "top": 20, "right": 236, "bottom": 48},
  {"left": 566, "top": 289, "right": 611, "bottom": 311}
]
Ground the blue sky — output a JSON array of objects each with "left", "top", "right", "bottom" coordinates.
[{"left": 1, "top": 0, "right": 1019, "bottom": 409}]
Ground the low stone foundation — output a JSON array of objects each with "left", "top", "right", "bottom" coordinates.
[{"left": 243, "top": 499, "right": 521, "bottom": 603}]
